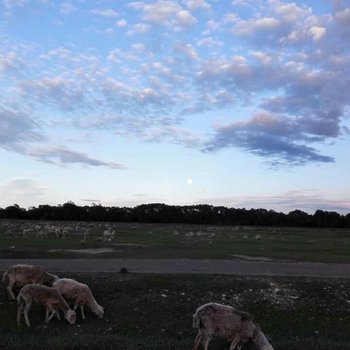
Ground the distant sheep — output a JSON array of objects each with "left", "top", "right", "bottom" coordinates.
[
  {"left": 102, "top": 229, "right": 115, "bottom": 242},
  {"left": 17, "top": 284, "right": 76, "bottom": 327},
  {"left": 53, "top": 278, "right": 104, "bottom": 319},
  {"left": 193, "top": 302, "right": 274, "bottom": 350},
  {"left": 2, "top": 264, "right": 59, "bottom": 300}
]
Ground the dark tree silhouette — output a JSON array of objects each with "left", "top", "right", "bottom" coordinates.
[{"left": 0, "top": 202, "right": 349, "bottom": 228}]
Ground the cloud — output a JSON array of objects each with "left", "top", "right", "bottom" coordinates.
[
  {"left": 129, "top": 1, "right": 197, "bottom": 29},
  {"left": 2, "top": 0, "right": 27, "bottom": 9},
  {"left": 127, "top": 23, "right": 151, "bottom": 35},
  {"left": 308, "top": 26, "right": 326, "bottom": 41},
  {"left": 204, "top": 111, "right": 335, "bottom": 165},
  {"left": 140, "top": 125, "right": 203, "bottom": 147},
  {"left": 18, "top": 76, "right": 85, "bottom": 111},
  {"left": 60, "top": 2, "right": 76, "bottom": 14},
  {"left": 185, "top": 0, "right": 211, "bottom": 11},
  {"left": 173, "top": 42, "right": 199, "bottom": 60},
  {"left": 0, "top": 178, "right": 47, "bottom": 208},
  {"left": 197, "top": 37, "right": 224, "bottom": 47},
  {"left": 116, "top": 18, "right": 127, "bottom": 27},
  {"left": 0, "top": 108, "right": 43, "bottom": 152},
  {"left": 90, "top": 9, "right": 119, "bottom": 17},
  {"left": 233, "top": 17, "right": 281, "bottom": 36},
  {"left": 27, "top": 146, "right": 126, "bottom": 169},
  {"left": 2, "top": 0, "right": 350, "bottom": 169},
  {"left": 0, "top": 51, "right": 24, "bottom": 73}
]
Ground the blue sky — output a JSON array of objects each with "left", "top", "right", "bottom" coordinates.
[{"left": 0, "top": 0, "right": 349, "bottom": 214}]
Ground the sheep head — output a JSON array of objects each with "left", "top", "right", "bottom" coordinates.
[
  {"left": 95, "top": 305, "right": 104, "bottom": 319},
  {"left": 65, "top": 310, "right": 76, "bottom": 324}
]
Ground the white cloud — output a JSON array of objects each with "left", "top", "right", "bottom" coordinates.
[
  {"left": 116, "top": 18, "right": 127, "bottom": 27},
  {"left": 90, "top": 9, "right": 119, "bottom": 17},
  {"left": 60, "top": 2, "right": 76, "bottom": 14},
  {"left": 250, "top": 50, "right": 272, "bottom": 65},
  {"left": 233, "top": 17, "right": 280, "bottom": 36},
  {"left": 271, "top": 1, "right": 311, "bottom": 23},
  {"left": 0, "top": 178, "right": 47, "bottom": 208},
  {"left": 2, "top": 0, "right": 27, "bottom": 9},
  {"left": 197, "top": 36, "right": 224, "bottom": 47},
  {"left": 18, "top": 76, "right": 85, "bottom": 111},
  {"left": 0, "top": 51, "right": 24, "bottom": 73},
  {"left": 173, "top": 42, "right": 199, "bottom": 60},
  {"left": 130, "top": 0, "right": 197, "bottom": 29},
  {"left": 309, "top": 26, "right": 326, "bottom": 41},
  {"left": 127, "top": 23, "right": 151, "bottom": 35},
  {"left": 185, "top": 0, "right": 211, "bottom": 11}
]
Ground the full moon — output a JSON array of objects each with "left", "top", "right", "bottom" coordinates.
[{"left": 187, "top": 178, "right": 193, "bottom": 185}]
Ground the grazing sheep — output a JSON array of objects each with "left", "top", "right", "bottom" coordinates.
[
  {"left": 102, "top": 229, "right": 115, "bottom": 242},
  {"left": 53, "top": 278, "right": 104, "bottom": 319},
  {"left": 193, "top": 303, "right": 274, "bottom": 350},
  {"left": 17, "top": 284, "right": 76, "bottom": 327},
  {"left": 2, "top": 264, "right": 59, "bottom": 300}
]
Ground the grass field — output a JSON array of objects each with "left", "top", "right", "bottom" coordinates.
[
  {"left": 1, "top": 220, "right": 350, "bottom": 263},
  {"left": 1, "top": 273, "right": 350, "bottom": 350}
]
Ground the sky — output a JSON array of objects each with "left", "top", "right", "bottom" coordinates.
[{"left": 0, "top": 0, "right": 349, "bottom": 214}]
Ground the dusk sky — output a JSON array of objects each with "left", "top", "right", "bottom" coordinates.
[{"left": 0, "top": 0, "right": 349, "bottom": 214}]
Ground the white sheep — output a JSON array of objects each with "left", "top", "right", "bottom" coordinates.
[
  {"left": 102, "top": 229, "right": 115, "bottom": 242},
  {"left": 17, "top": 284, "right": 76, "bottom": 327},
  {"left": 193, "top": 302, "right": 274, "bottom": 350},
  {"left": 53, "top": 278, "right": 104, "bottom": 319},
  {"left": 2, "top": 264, "right": 59, "bottom": 300}
]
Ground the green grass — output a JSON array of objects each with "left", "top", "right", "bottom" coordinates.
[
  {"left": 1, "top": 220, "right": 350, "bottom": 262},
  {"left": 1, "top": 273, "right": 350, "bottom": 350}
]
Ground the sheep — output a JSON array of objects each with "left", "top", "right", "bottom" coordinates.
[
  {"left": 53, "top": 278, "right": 104, "bottom": 320},
  {"left": 2, "top": 264, "right": 59, "bottom": 300},
  {"left": 102, "top": 229, "right": 115, "bottom": 242},
  {"left": 193, "top": 303, "right": 274, "bottom": 350},
  {"left": 17, "top": 284, "right": 76, "bottom": 327}
]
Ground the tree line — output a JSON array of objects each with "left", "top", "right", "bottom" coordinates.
[{"left": 1, "top": 202, "right": 350, "bottom": 228}]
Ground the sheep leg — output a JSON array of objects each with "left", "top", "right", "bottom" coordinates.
[
  {"left": 80, "top": 305, "right": 85, "bottom": 320},
  {"left": 55, "top": 310, "right": 61, "bottom": 320},
  {"left": 74, "top": 303, "right": 85, "bottom": 320},
  {"left": 24, "top": 302, "right": 31, "bottom": 327},
  {"left": 7, "top": 281, "right": 16, "bottom": 300},
  {"left": 45, "top": 308, "right": 50, "bottom": 323},
  {"left": 229, "top": 335, "right": 241, "bottom": 350},
  {"left": 47, "top": 310, "right": 58, "bottom": 322},
  {"left": 194, "top": 329, "right": 203, "bottom": 350},
  {"left": 17, "top": 303, "right": 24, "bottom": 325},
  {"left": 203, "top": 335, "right": 212, "bottom": 350}
]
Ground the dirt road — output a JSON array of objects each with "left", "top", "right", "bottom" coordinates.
[{"left": 1, "top": 258, "right": 350, "bottom": 278}]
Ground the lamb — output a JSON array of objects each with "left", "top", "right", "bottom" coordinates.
[
  {"left": 53, "top": 278, "right": 104, "bottom": 319},
  {"left": 17, "top": 284, "right": 76, "bottom": 327},
  {"left": 2, "top": 264, "right": 59, "bottom": 300},
  {"left": 193, "top": 303, "right": 274, "bottom": 350}
]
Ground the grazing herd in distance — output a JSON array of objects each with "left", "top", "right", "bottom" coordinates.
[{"left": 2, "top": 264, "right": 274, "bottom": 350}]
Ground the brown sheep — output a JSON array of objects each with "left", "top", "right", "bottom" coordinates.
[
  {"left": 193, "top": 303, "right": 274, "bottom": 350},
  {"left": 53, "top": 278, "right": 104, "bottom": 319},
  {"left": 2, "top": 264, "right": 59, "bottom": 300},
  {"left": 17, "top": 284, "right": 76, "bottom": 327}
]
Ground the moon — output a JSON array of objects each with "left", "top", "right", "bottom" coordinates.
[{"left": 187, "top": 178, "right": 193, "bottom": 185}]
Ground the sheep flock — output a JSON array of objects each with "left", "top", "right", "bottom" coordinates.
[{"left": 2, "top": 263, "right": 274, "bottom": 350}]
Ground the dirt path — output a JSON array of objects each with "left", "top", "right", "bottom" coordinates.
[{"left": 1, "top": 258, "right": 350, "bottom": 278}]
